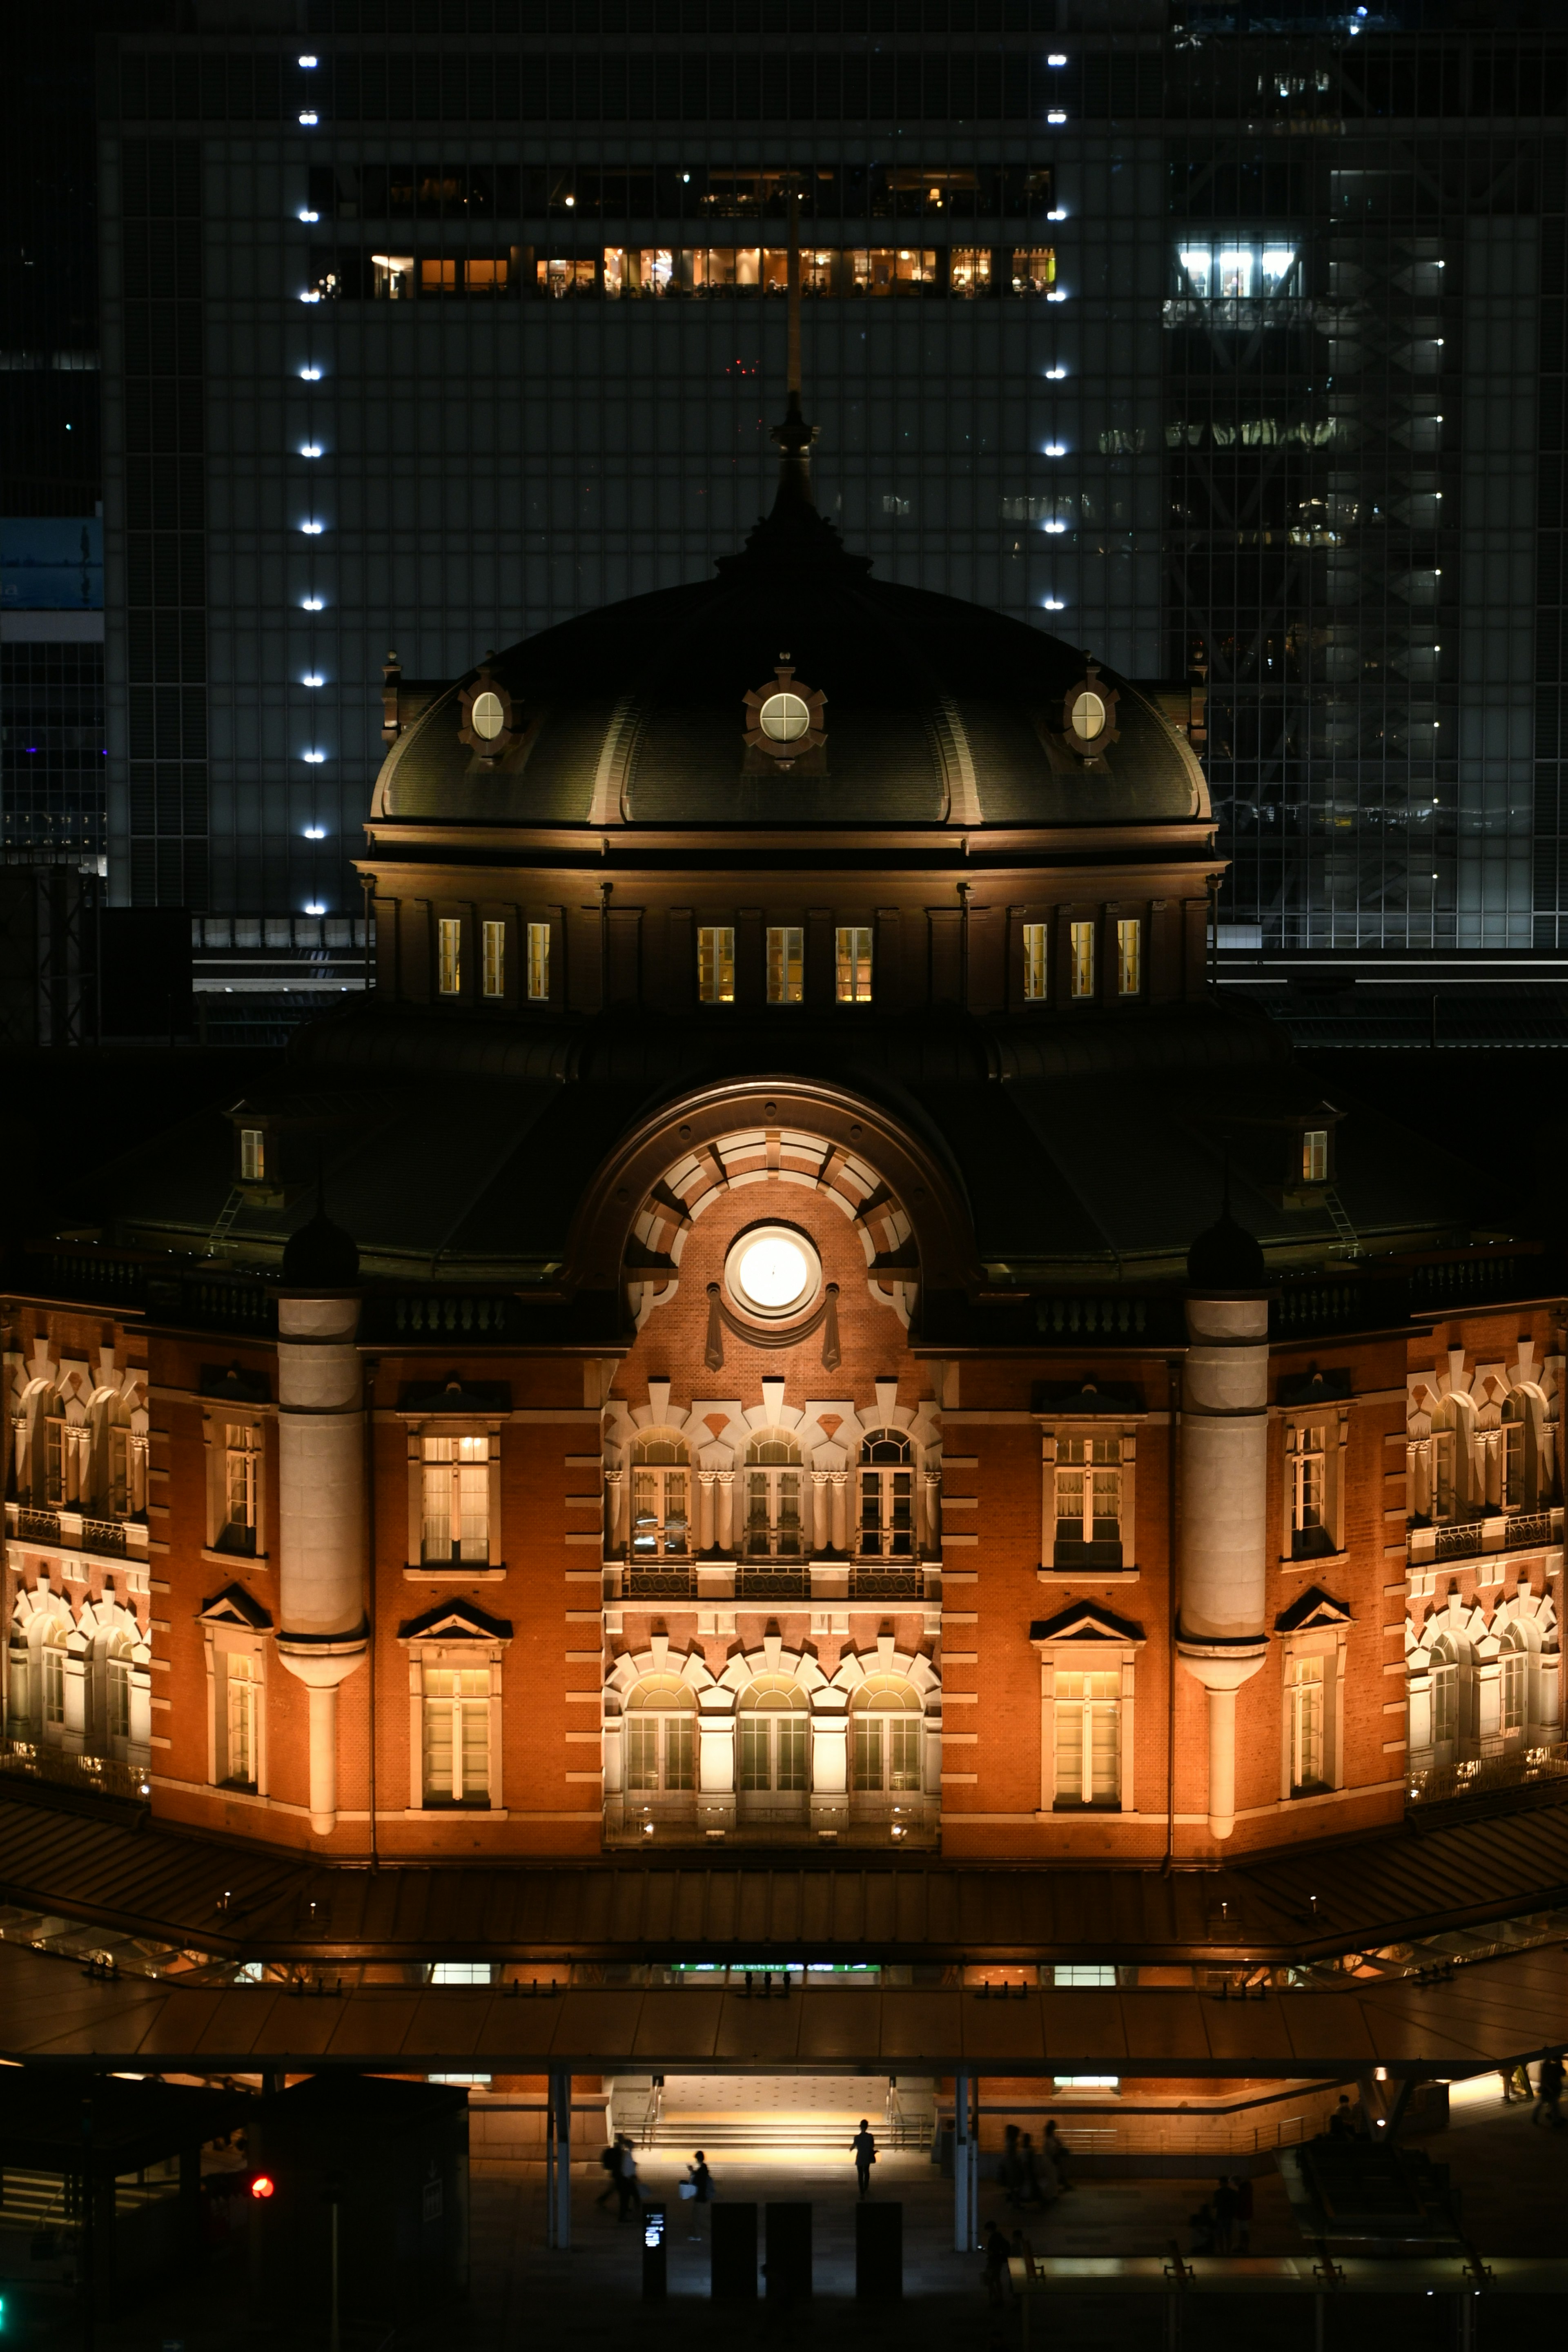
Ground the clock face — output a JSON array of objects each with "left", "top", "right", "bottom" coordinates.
[
  {"left": 724, "top": 1225, "right": 822, "bottom": 1321},
  {"left": 470, "top": 688, "right": 506, "bottom": 741},
  {"left": 1070, "top": 688, "right": 1106, "bottom": 740},
  {"left": 758, "top": 690, "right": 811, "bottom": 744}
]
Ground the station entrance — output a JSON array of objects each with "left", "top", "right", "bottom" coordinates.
[{"left": 607, "top": 2074, "right": 937, "bottom": 2154}]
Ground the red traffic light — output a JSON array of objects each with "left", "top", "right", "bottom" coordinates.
[{"left": 250, "top": 2173, "right": 276, "bottom": 2200}]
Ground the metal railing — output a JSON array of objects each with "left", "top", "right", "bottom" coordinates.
[
  {"left": 0, "top": 1737, "right": 149, "bottom": 1805},
  {"left": 1407, "top": 1740, "right": 1568, "bottom": 1809},
  {"left": 624, "top": 1567, "right": 697, "bottom": 1600},
  {"left": 1413, "top": 1508, "right": 1560, "bottom": 1568},
  {"left": 15, "top": 1507, "right": 61, "bottom": 1544},
  {"left": 734, "top": 1566, "right": 811, "bottom": 1599},
  {"left": 847, "top": 1568, "right": 926, "bottom": 1599}
]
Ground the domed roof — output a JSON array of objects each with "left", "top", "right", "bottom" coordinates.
[
  {"left": 1186, "top": 1203, "right": 1267, "bottom": 1293},
  {"left": 373, "top": 404, "right": 1208, "bottom": 835},
  {"left": 280, "top": 1205, "right": 360, "bottom": 1291}
]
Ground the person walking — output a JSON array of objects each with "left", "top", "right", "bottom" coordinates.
[
  {"left": 595, "top": 2134, "right": 624, "bottom": 2212},
  {"left": 1533, "top": 2051, "right": 1565, "bottom": 2128},
  {"left": 1000, "top": 2123, "right": 1023, "bottom": 2207},
  {"left": 851, "top": 2118, "right": 877, "bottom": 2197},
  {"left": 1230, "top": 2174, "right": 1253, "bottom": 2253},
  {"left": 614, "top": 2136, "right": 642, "bottom": 2224},
  {"left": 1042, "top": 2120, "right": 1071, "bottom": 2190}
]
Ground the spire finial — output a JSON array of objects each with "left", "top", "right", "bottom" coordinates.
[{"left": 768, "top": 180, "right": 818, "bottom": 513}]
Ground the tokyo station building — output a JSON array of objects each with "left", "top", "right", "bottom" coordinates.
[{"left": 4, "top": 395, "right": 1568, "bottom": 2117}]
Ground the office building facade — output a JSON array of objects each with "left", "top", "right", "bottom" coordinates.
[{"left": 93, "top": 5, "right": 1566, "bottom": 949}]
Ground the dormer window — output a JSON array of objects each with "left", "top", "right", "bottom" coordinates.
[
  {"left": 1302, "top": 1129, "right": 1328, "bottom": 1183},
  {"left": 457, "top": 664, "right": 520, "bottom": 764},
  {"left": 1062, "top": 659, "right": 1119, "bottom": 760},
  {"left": 744, "top": 659, "right": 827, "bottom": 770},
  {"left": 239, "top": 1127, "right": 266, "bottom": 1182}
]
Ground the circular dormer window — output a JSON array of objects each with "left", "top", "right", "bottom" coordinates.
[
  {"left": 759, "top": 691, "right": 811, "bottom": 744},
  {"left": 1069, "top": 688, "right": 1106, "bottom": 741},
  {"left": 1061, "top": 658, "right": 1119, "bottom": 761},
  {"left": 470, "top": 689, "right": 506, "bottom": 741},
  {"left": 725, "top": 1224, "right": 822, "bottom": 1322},
  {"left": 458, "top": 664, "right": 521, "bottom": 764}
]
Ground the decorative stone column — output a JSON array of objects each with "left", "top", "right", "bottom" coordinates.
[
  {"left": 697, "top": 1688, "right": 736, "bottom": 1832},
  {"left": 697, "top": 1470, "right": 717, "bottom": 1555},
  {"left": 603, "top": 1466, "right": 624, "bottom": 1555},
  {"left": 809, "top": 1690, "right": 850, "bottom": 1832},
  {"left": 829, "top": 1471, "right": 849, "bottom": 1555},
  {"left": 1176, "top": 1217, "right": 1271, "bottom": 1842},
  {"left": 273, "top": 1223, "right": 368, "bottom": 1838},
  {"left": 922, "top": 1469, "right": 943, "bottom": 1554},
  {"left": 716, "top": 1470, "right": 735, "bottom": 1554},
  {"left": 811, "top": 1470, "right": 831, "bottom": 1555}
]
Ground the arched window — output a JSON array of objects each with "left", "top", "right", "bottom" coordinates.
[
  {"left": 40, "top": 1620, "right": 68, "bottom": 1739},
  {"left": 37, "top": 1390, "right": 87, "bottom": 1509},
  {"left": 858, "top": 1432, "right": 913, "bottom": 1559},
  {"left": 1428, "top": 1397, "right": 1475, "bottom": 1523},
  {"left": 744, "top": 1434, "right": 803, "bottom": 1559},
  {"left": 624, "top": 1675, "right": 696, "bottom": 1793},
  {"left": 1500, "top": 1622, "right": 1530, "bottom": 1740},
  {"left": 630, "top": 1437, "right": 690, "bottom": 1559},
  {"left": 95, "top": 1627, "right": 135, "bottom": 1754},
  {"left": 737, "top": 1675, "right": 810, "bottom": 1797},
  {"left": 1428, "top": 1632, "right": 1459, "bottom": 1759},
  {"left": 850, "top": 1675, "right": 924, "bottom": 1795},
  {"left": 1501, "top": 1392, "right": 1546, "bottom": 1513}
]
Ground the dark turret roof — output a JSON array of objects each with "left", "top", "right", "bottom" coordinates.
[{"left": 280, "top": 1205, "right": 360, "bottom": 1292}]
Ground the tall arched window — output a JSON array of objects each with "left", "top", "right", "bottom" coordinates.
[
  {"left": 1428, "top": 1632, "right": 1459, "bottom": 1760},
  {"left": 851, "top": 1675, "right": 924, "bottom": 1796},
  {"left": 1428, "top": 1397, "right": 1474, "bottom": 1524},
  {"left": 737, "top": 1675, "right": 810, "bottom": 1802},
  {"left": 858, "top": 1432, "right": 913, "bottom": 1558},
  {"left": 1500, "top": 1622, "right": 1530, "bottom": 1741},
  {"left": 630, "top": 1437, "right": 690, "bottom": 1558},
  {"left": 40, "top": 1620, "right": 68, "bottom": 1740},
  {"left": 94, "top": 1627, "right": 135, "bottom": 1755},
  {"left": 744, "top": 1434, "right": 803, "bottom": 1558},
  {"left": 1502, "top": 1394, "right": 1528, "bottom": 1509},
  {"left": 624, "top": 1676, "right": 696, "bottom": 1793}
]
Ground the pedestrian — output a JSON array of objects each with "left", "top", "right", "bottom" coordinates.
[
  {"left": 1230, "top": 2174, "right": 1253, "bottom": 2253},
  {"left": 1328, "top": 2094, "right": 1356, "bottom": 2139},
  {"left": 851, "top": 2117, "right": 877, "bottom": 2197},
  {"left": 982, "top": 2219, "right": 1010, "bottom": 2307},
  {"left": 1533, "top": 2052, "right": 1565, "bottom": 2128},
  {"left": 595, "top": 2134, "right": 622, "bottom": 2211},
  {"left": 684, "top": 2148, "right": 713, "bottom": 2237},
  {"left": 1000, "top": 2123, "right": 1023, "bottom": 2207},
  {"left": 1042, "top": 2119, "right": 1071, "bottom": 2190},
  {"left": 1188, "top": 2200, "right": 1217, "bottom": 2256},
  {"left": 614, "top": 2136, "right": 642, "bottom": 2224},
  {"left": 1018, "top": 2132, "right": 1044, "bottom": 2207},
  {"left": 1212, "top": 2176, "right": 1238, "bottom": 2255}
]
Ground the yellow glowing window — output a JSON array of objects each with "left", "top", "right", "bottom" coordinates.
[
  {"left": 465, "top": 257, "right": 508, "bottom": 293},
  {"left": 698, "top": 926, "right": 735, "bottom": 1004},
  {"left": 420, "top": 257, "right": 458, "bottom": 294},
  {"left": 437, "top": 918, "right": 461, "bottom": 996},
  {"left": 951, "top": 248, "right": 993, "bottom": 296},
  {"left": 835, "top": 926, "right": 873, "bottom": 1003},
  {"left": 1012, "top": 246, "right": 1057, "bottom": 294},
  {"left": 527, "top": 921, "right": 550, "bottom": 1001},
  {"left": 1116, "top": 918, "right": 1141, "bottom": 996},
  {"left": 1301, "top": 1128, "right": 1327, "bottom": 1182},
  {"left": 482, "top": 921, "right": 505, "bottom": 999},
  {"left": 767, "top": 926, "right": 804, "bottom": 1004},
  {"left": 239, "top": 1127, "right": 265, "bottom": 1181},
  {"left": 1069, "top": 921, "right": 1095, "bottom": 999},
  {"left": 1022, "top": 922, "right": 1048, "bottom": 1002}
]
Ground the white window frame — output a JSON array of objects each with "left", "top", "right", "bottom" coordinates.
[
  {"left": 200, "top": 1615, "right": 270, "bottom": 1797},
  {"left": 1282, "top": 1409, "right": 1347, "bottom": 1561},
  {"left": 405, "top": 1420, "right": 503, "bottom": 1573},
  {"left": 623, "top": 1677, "right": 698, "bottom": 1798},
  {"left": 1301, "top": 1128, "right": 1328, "bottom": 1183},
  {"left": 629, "top": 1437, "right": 692, "bottom": 1560},
  {"left": 240, "top": 1126, "right": 266, "bottom": 1182},
  {"left": 481, "top": 919, "right": 506, "bottom": 999},
  {"left": 1035, "top": 1636, "right": 1140, "bottom": 1815},
  {"left": 743, "top": 1434, "right": 806, "bottom": 1559},
  {"left": 1069, "top": 920, "right": 1096, "bottom": 999},
  {"left": 856, "top": 1429, "right": 915, "bottom": 1560},
  {"left": 849, "top": 1676, "right": 926, "bottom": 1804},
  {"left": 437, "top": 916, "right": 462, "bottom": 996},
  {"left": 1022, "top": 920, "right": 1048, "bottom": 1003},
  {"left": 835, "top": 924, "right": 873, "bottom": 1003},
  {"left": 1040, "top": 1423, "right": 1137, "bottom": 1573},
  {"left": 767, "top": 924, "right": 804, "bottom": 1004},
  {"left": 1115, "top": 917, "right": 1141, "bottom": 997},
  {"left": 406, "top": 1642, "right": 505, "bottom": 1812},
  {"left": 203, "top": 1412, "right": 267, "bottom": 1561},
  {"left": 697, "top": 925, "right": 735, "bottom": 1004},
  {"left": 1278, "top": 1628, "right": 1346, "bottom": 1800},
  {"left": 526, "top": 919, "right": 550, "bottom": 1001}
]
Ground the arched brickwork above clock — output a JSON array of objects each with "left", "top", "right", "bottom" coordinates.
[{"left": 564, "top": 1078, "right": 981, "bottom": 1309}]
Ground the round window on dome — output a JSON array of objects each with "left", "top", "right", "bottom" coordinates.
[
  {"left": 470, "top": 688, "right": 506, "bottom": 741},
  {"left": 724, "top": 1225, "right": 822, "bottom": 1322},
  {"left": 1070, "top": 689, "right": 1107, "bottom": 741},
  {"left": 758, "top": 691, "right": 811, "bottom": 744}
]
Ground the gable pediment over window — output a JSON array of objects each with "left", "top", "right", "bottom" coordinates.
[
  {"left": 1030, "top": 1600, "right": 1145, "bottom": 1648},
  {"left": 199, "top": 1583, "right": 274, "bottom": 1632},
  {"left": 1274, "top": 1585, "right": 1353, "bottom": 1637},
  {"left": 397, "top": 1598, "right": 513, "bottom": 1644}
]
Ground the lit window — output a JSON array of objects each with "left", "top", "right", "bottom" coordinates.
[
  {"left": 422, "top": 1435, "right": 489, "bottom": 1564},
  {"left": 1055, "top": 1435, "right": 1122, "bottom": 1566},
  {"left": 371, "top": 254, "right": 414, "bottom": 299},
  {"left": 1217, "top": 247, "right": 1252, "bottom": 298},
  {"left": 1503, "top": 1393, "right": 1528, "bottom": 1509},
  {"left": 482, "top": 920, "right": 505, "bottom": 1000},
  {"left": 767, "top": 925, "right": 803, "bottom": 1004},
  {"left": 240, "top": 1127, "right": 266, "bottom": 1182},
  {"left": 471, "top": 690, "right": 506, "bottom": 742},
  {"left": 527, "top": 921, "right": 550, "bottom": 1002},
  {"left": 1178, "top": 246, "right": 1212, "bottom": 296},
  {"left": 835, "top": 925, "right": 873, "bottom": 1003},
  {"left": 630, "top": 1437, "right": 690, "bottom": 1560},
  {"left": 950, "top": 248, "right": 992, "bottom": 297},
  {"left": 744, "top": 1434, "right": 804, "bottom": 1558},
  {"left": 1291, "top": 1423, "right": 1327, "bottom": 1556},
  {"left": 738, "top": 1677, "right": 810, "bottom": 1795},
  {"left": 1069, "top": 920, "right": 1095, "bottom": 999},
  {"left": 421, "top": 257, "right": 459, "bottom": 295},
  {"left": 422, "top": 1668, "right": 491, "bottom": 1806},
  {"left": 1301, "top": 1129, "right": 1327, "bottom": 1183},
  {"left": 1055, "top": 1670, "right": 1120, "bottom": 1807},
  {"left": 224, "top": 1654, "right": 257, "bottom": 1789},
  {"left": 1070, "top": 688, "right": 1106, "bottom": 742},
  {"left": 1055, "top": 2076, "right": 1120, "bottom": 2092},
  {"left": 697, "top": 926, "right": 735, "bottom": 1004},
  {"left": 1429, "top": 1637, "right": 1457, "bottom": 1751},
  {"left": 437, "top": 918, "right": 461, "bottom": 996},
  {"left": 431, "top": 1962, "right": 492, "bottom": 1984},
  {"left": 858, "top": 1430, "right": 915, "bottom": 1559},
  {"left": 1116, "top": 918, "right": 1141, "bottom": 996},
  {"left": 1261, "top": 245, "right": 1296, "bottom": 291},
  {"left": 1287, "top": 1653, "right": 1325, "bottom": 1792},
  {"left": 1500, "top": 1626, "right": 1528, "bottom": 1737},
  {"left": 105, "top": 1632, "right": 134, "bottom": 1745},
  {"left": 625, "top": 1677, "right": 696, "bottom": 1792},
  {"left": 1022, "top": 921, "right": 1048, "bottom": 1002},
  {"left": 221, "top": 1423, "right": 260, "bottom": 1556},
  {"left": 1012, "top": 247, "right": 1056, "bottom": 295},
  {"left": 1054, "top": 1964, "right": 1116, "bottom": 1987},
  {"left": 758, "top": 693, "right": 810, "bottom": 743},
  {"left": 851, "top": 1676, "right": 924, "bottom": 1794},
  {"left": 42, "top": 1623, "right": 67, "bottom": 1727}
]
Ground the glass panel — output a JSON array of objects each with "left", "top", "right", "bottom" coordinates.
[
  {"left": 1431, "top": 1660, "right": 1456, "bottom": 1747},
  {"left": 776, "top": 1720, "right": 808, "bottom": 1791},
  {"left": 1116, "top": 919, "right": 1141, "bottom": 996},
  {"left": 767, "top": 925, "right": 804, "bottom": 1004},
  {"left": 835, "top": 926, "right": 873, "bottom": 1002},
  {"left": 889, "top": 1718, "right": 922, "bottom": 1792},
  {"left": 951, "top": 247, "right": 992, "bottom": 296},
  {"left": 527, "top": 922, "right": 550, "bottom": 1000},
  {"left": 107, "top": 1655, "right": 131, "bottom": 1742},
  {"left": 663, "top": 1715, "right": 695, "bottom": 1790},
  {"left": 1290, "top": 1655, "right": 1325, "bottom": 1787},
  {"left": 1012, "top": 247, "right": 1057, "bottom": 294},
  {"left": 1055, "top": 1679, "right": 1085, "bottom": 1801},
  {"left": 698, "top": 927, "right": 735, "bottom": 1004},
  {"left": 739, "top": 1720, "right": 771, "bottom": 1790},
  {"left": 626, "top": 1719, "right": 659, "bottom": 1791},
  {"left": 437, "top": 918, "right": 461, "bottom": 995},
  {"left": 1070, "top": 922, "right": 1095, "bottom": 998},
  {"left": 1302, "top": 1129, "right": 1328, "bottom": 1182},
  {"left": 1022, "top": 921, "right": 1047, "bottom": 1001},
  {"left": 456, "top": 1448, "right": 489, "bottom": 1561},
  {"left": 482, "top": 920, "right": 505, "bottom": 998},
  {"left": 852, "top": 1720, "right": 883, "bottom": 1791},
  {"left": 240, "top": 1127, "right": 265, "bottom": 1181},
  {"left": 775, "top": 1470, "right": 802, "bottom": 1555},
  {"left": 1501, "top": 1647, "right": 1527, "bottom": 1735},
  {"left": 225, "top": 1654, "right": 254, "bottom": 1782}
]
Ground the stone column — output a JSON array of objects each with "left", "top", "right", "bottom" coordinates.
[
  {"left": 1176, "top": 1291, "right": 1271, "bottom": 1840},
  {"left": 603, "top": 1467, "right": 624, "bottom": 1555},
  {"left": 829, "top": 1471, "right": 849, "bottom": 1555},
  {"left": 274, "top": 1293, "right": 367, "bottom": 1836},
  {"left": 717, "top": 1470, "right": 735, "bottom": 1554},
  {"left": 697, "top": 1470, "right": 717, "bottom": 1555},
  {"left": 811, "top": 1471, "right": 831, "bottom": 1554},
  {"left": 809, "top": 1692, "right": 849, "bottom": 1832},
  {"left": 923, "top": 1470, "right": 942, "bottom": 1554}
]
